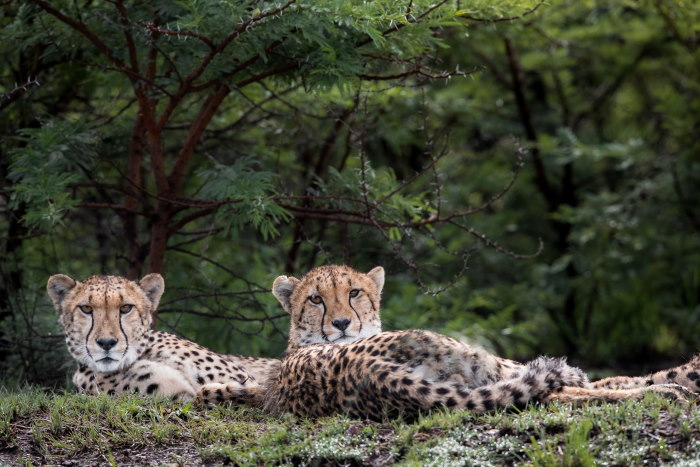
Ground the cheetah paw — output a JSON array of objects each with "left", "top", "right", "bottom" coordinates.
[
  {"left": 196, "top": 383, "right": 229, "bottom": 404},
  {"left": 196, "top": 382, "right": 263, "bottom": 406}
]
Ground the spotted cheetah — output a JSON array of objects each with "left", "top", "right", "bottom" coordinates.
[
  {"left": 200, "top": 265, "right": 694, "bottom": 418},
  {"left": 47, "top": 273, "right": 280, "bottom": 399}
]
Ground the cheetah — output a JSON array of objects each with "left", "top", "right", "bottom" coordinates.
[
  {"left": 200, "top": 265, "right": 693, "bottom": 418},
  {"left": 198, "top": 265, "right": 697, "bottom": 417},
  {"left": 47, "top": 273, "right": 280, "bottom": 399}
]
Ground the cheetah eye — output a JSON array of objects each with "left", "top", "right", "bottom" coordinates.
[
  {"left": 78, "top": 305, "right": 93, "bottom": 314},
  {"left": 308, "top": 295, "right": 323, "bottom": 305},
  {"left": 349, "top": 289, "right": 360, "bottom": 298},
  {"left": 119, "top": 304, "right": 134, "bottom": 314}
]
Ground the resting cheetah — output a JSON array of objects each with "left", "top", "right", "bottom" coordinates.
[
  {"left": 47, "top": 274, "right": 280, "bottom": 399},
  {"left": 201, "top": 265, "right": 694, "bottom": 418}
]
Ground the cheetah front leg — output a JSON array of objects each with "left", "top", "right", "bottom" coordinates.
[
  {"left": 73, "top": 366, "right": 100, "bottom": 395},
  {"left": 74, "top": 362, "right": 197, "bottom": 399},
  {"left": 591, "top": 354, "right": 700, "bottom": 395},
  {"left": 196, "top": 382, "right": 265, "bottom": 406}
]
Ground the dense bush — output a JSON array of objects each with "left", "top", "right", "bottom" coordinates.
[{"left": 1, "top": 0, "right": 698, "bottom": 386}]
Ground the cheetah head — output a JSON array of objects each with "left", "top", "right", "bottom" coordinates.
[
  {"left": 47, "top": 274, "right": 164, "bottom": 373},
  {"left": 272, "top": 265, "right": 384, "bottom": 350}
]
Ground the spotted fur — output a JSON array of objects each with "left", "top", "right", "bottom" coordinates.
[
  {"left": 47, "top": 274, "right": 279, "bottom": 399},
  {"left": 199, "top": 265, "right": 696, "bottom": 414},
  {"left": 589, "top": 355, "right": 700, "bottom": 394}
]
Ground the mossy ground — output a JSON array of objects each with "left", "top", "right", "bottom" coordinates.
[{"left": 1, "top": 388, "right": 699, "bottom": 466}]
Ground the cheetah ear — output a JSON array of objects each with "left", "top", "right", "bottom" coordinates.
[
  {"left": 272, "top": 275, "right": 300, "bottom": 314},
  {"left": 47, "top": 274, "right": 77, "bottom": 312},
  {"left": 139, "top": 273, "right": 165, "bottom": 310},
  {"left": 367, "top": 266, "right": 385, "bottom": 295}
]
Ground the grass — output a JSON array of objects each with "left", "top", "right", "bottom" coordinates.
[{"left": 1, "top": 388, "right": 700, "bottom": 466}]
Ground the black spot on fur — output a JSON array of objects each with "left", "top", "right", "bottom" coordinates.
[{"left": 146, "top": 384, "right": 158, "bottom": 394}]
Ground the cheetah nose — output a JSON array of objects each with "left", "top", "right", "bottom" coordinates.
[
  {"left": 332, "top": 318, "right": 351, "bottom": 331},
  {"left": 96, "top": 337, "right": 118, "bottom": 350}
]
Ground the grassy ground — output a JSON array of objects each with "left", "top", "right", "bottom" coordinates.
[{"left": 1, "top": 388, "right": 699, "bottom": 466}]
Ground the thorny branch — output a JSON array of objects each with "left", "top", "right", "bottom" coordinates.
[{"left": 0, "top": 77, "right": 40, "bottom": 111}]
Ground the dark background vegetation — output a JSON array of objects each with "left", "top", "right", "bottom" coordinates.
[{"left": 1, "top": 0, "right": 698, "bottom": 388}]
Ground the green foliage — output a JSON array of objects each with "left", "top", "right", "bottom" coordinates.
[
  {"left": 373, "top": 0, "right": 700, "bottom": 364},
  {"left": 198, "top": 156, "right": 291, "bottom": 239},
  {"left": 7, "top": 120, "right": 97, "bottom": 230},
  {"left": 1, "top": 0, "right": 700, "bottom": 387}
]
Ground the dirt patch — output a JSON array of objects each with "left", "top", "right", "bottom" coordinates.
[{"left": 1, "top": 442, "right": 205, "bottom": 466}]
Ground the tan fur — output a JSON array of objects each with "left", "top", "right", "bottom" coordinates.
[
  {"left": 198, "top": 265, "right": 696, "bottom": 415},
  {"left": 48, "top": 274, "right": 279, "bottom": 399},
  {"left": 589, "top": 355, "right": 700, "bottom": 393},
  {"left": 272, "top": 265, "right": 384, "bottom": 351}
]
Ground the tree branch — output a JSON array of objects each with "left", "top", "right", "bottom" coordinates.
[
  {"left": 155, "top": 0, "right": 297, "bottom": 130},
  {"left": 167, "top": 208, "right": 217, "bottom": 237},
  {"left": 76, "top": 203, "right": 144, "bottom": 214},
  {"left": 458, "top": 0, "right": 545, "bottom": 23},
  {"left": 114, "top": 0, "right": 139, "bottom": 73},
  {"left": 0, "top": 77, "right": 40, "bottom": 111},
  {"left": 29, "top": 0, "right": 129, "bottom": 71},
  {"left": 141, "top": 23, "right": 215, "bottom": 49}
]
